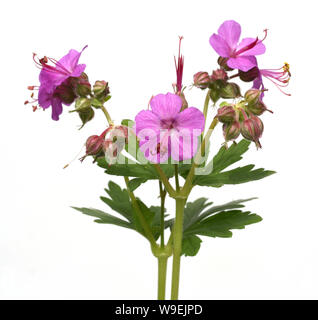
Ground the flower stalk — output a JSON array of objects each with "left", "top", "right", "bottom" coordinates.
[
  {"left": 157, "top": 255, "right": 168, "bottom": 300},
  {"left": 171, "top": 197, "right": 186, "bottom": 300}
]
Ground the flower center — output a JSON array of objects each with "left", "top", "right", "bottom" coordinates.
[{"left": 160, "top": 119, "right": 176, "bottom": 130}]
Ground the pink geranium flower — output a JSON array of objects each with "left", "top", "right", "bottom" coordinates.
[
  {"left": 35, "top": 46, "right": 87, "bottom": 90},
  {"left": 209, "top": 20, "right": 266, "bottom": 72},
  {"left": 135, "top": 93, "right": 204, "bottom": 163},
  {"left": 28, "top": 47, "right": 87, "bottom": 120},
  {"left": 37, "top": 78, "right": 76, "bottom": 121}
]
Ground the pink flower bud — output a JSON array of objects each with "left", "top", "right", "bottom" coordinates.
[
  {"left": 216, "top": 105, "right": 236, "bottom": 123},
  {"left": 240, "top": 115, "right": 264, "bottom": 148},
  {"left": 178, "top": 92, "right": 188, "bottom": 111},
  {"left": 76, "top": 79, "right": 91, "bottom": 97},
  {"left": 93, "top": 80, "right": 110, "bottom": 98},
  {"left": 107, "top": 125, "right": 129, "bottom": 144},
  {"left": 103, "top": 140, "right": 121, "bottom": 164},
  {"left": 103, "top": 125, "right": 129, "bottom": 164},
  {"left": 85, "top": 135, "right": 104, "bottom": 155},
  {"left": 223, "top": 121, "right": 240, "bottom": 141},
  {"left": 246, "top": 100, "right": 268, "bottom": 116},
  {"left": 75, "top": 97, "right": 91, "bottom": 111},
  {"left": 244, "top": 89, "right": 261, "bottom": 106},
  {"left": 217, "top": 57, "right": 233, "bottom": 71},
  {"left": 239, "top": 67, "right": 259, "bottom": 82},
  {"left": 193, "top": 72, "right": 210, "bottom": 89},
  {"left": 211, "top": 69, "right": 228, "bottom": 81}
]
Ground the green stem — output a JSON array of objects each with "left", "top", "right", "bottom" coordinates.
[
  {"left": 159, "top": 181, "right": 166, "bottom": 248},
  {"left": 174, "top": 164, "right": 180, "bottom": 191},
  {"left": 171, "top": 197, "right": 185, "bottom": 300},
  {"left": 182, "top": 117, "right": 219, "bottom": 197},
  {"left": 203, "top": 89, "right": 211, "bottom": 129},
  {"left": 124, "top": 176, "right": 157, "bottom": 247},
  {"left": 157, "top": 256, "right": 168, "bottom": 300},
  {"left": 101, "top": 105, "right": 114, "bottom": 126},
  {"left": 153, "top": 164, "right": 177, "bottom": 198}
]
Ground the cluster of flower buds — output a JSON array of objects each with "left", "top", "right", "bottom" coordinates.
[
  {"left": 71, "top": 78, "right": 111, "bottom": 128},
  {"left": 193, "top": 68, "right": 228, "bottom": 89},
  {"left": 193, "top": 68, "right": 241, "bottom": 103},
  {"left": 216, "top": 88, "right": 271, "bottom": 148},
  {"left": 81, "top": 125, "right": 129, "bottom": 164}
]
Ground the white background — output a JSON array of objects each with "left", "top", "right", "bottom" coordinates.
[{"left": 0, "top": 0, "right": 317, "bottom": 299}]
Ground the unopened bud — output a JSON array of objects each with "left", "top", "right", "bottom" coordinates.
[
  {"left": 193, "top": 72, "right": 210, "bottom": 89},
  {"left": 211, "top": 69, "right": 228, "bottom": 81},
  {"left": 79, "top": 107, "right": 95, "bottom": 128},
  {"left": 179, "top": 92, "right": 188, "bottom": 111},
  {"left": 223, "top": 121, "right": 240, "bottom": 141},
  {"left": 76, "top": 80, "right": 91, "bottom": 97},
  {"left": 107, "top": 125, "right": 129, "bottom": 145},
  {"left": 239, "top": 67, "right": 259, "bottom": 82},
  {"left": 93, "top": 80, "right": 110, "bottom": 98},
  {"left": 80, "top": 72, "right": 89, "bottom": 81},
  {"left": 103, "top": 140, "right": 121, "bottom": 164},
  {"left": 247, "top": 100, "right": 268, "bottom": 116},
  {"left": 217, "top": 57, "right": 233, "bottom": 71},
  {"left": 75, "top": 97, "right": 91, "bottom": 111},
  {"left": 244, "top": 89, "right": 261, "bottom": 106},
  {"left": 217, "top": 105, "right": 236, "bottom": 123},
  {"left": 85, "top": 135, "right": 104, "bottom": 156},
  {"left": 220, "top": 82, "right": 241, "bottom": 99},
  {"left": 240, "top": 115, "right": 263, "bottom": 148}
]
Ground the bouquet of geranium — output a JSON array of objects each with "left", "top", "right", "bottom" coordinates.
[{"left": 26, "top": 20, "right": 290, "bottom": 300}]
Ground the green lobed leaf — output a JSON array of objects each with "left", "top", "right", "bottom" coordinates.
[
  {"left": 71, "top": 207, "right": 133, "bottom": 230},
  {"left": 183, "top": 198, "right": 212, "bottom": 231},
  {"left": 212, "top": 139, "right": 251, "bottom": 173},
  {"left": 193, "top": 165, "right": 276, "bottom": 187},
  {"left": 97, "top": 157, "right": 178, "bottom": 180},
  {"left": 181, "top": 235, "right": 202, "bottom": 257},
  {"left": 198, "top": 198, "right": 257, "bottom": 222},
  {"left": 74, "top": 180, "right": 170, "bottom": 241},
  {"left": 186, "top": 210, "right": 262, "bottom": 238},
  {"left": 128, "top": 177, "right": 148, "bottom": 191},
  {"left": 100, "top": 181, "right": 133, "bottom": 222}
]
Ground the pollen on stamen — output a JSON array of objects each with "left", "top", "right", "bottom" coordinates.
[{"left": 283, "top": 62, "right": 291, "bottom": 76}]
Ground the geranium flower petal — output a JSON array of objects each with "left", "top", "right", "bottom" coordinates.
[
  {"left": 170, "top": 129, "right": 198, "bottom": 161},
  {"left": 227, "top": 56, "right": 257, "bottom": 72},
  {"left": 135, "top": 110, "right": 160, "bottom": 137},
  {"left": 57, "top": 48, "right": 85, "bottom": 73},
  {"left": 71, "top": 64, "right": 86, "bottom": 78},
  {"left": 174, "top": 107, "right": 205, "bottom": 134},
  {"left": 217, "top": 20, "right": 241, "bottom": 50},
  {"left": 238, "top": 38, "right": 266, "bottom": 56},
  {"left": 209, "top": 34, "right": 231, "bottom": 57},
  {"left": 38, "top": 86, "right": 52, "bottom": 109},
  {"left": 139, "top": 134, "right": 169, "bottom": 163},
  {"left": 150, "top": 93, "right": 182, "bottom": 120},
  {"left": 51, "top": 97, "right": 63, "bottom": 121}
]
